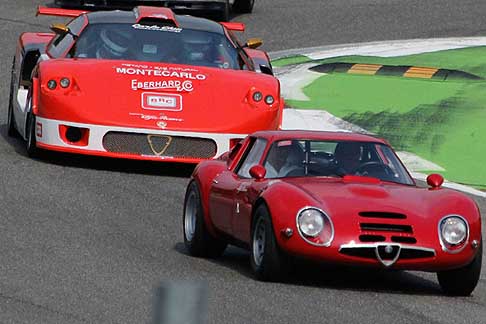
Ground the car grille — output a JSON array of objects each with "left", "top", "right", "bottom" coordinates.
[
  {"left": 102, "top": 131, "right": 217, "bottom": 159},
  {"left": 339, "top": 244, "right": 436, "bottom": 264},
  {"left": 358, "top": 211, "right": 416, "bottom": 244}
]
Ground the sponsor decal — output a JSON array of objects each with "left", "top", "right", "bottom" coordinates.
[
  {"left": 131, "top": 79, "right": 193, "bottom": 92},
  {"left": 132, "top": 23, "right": 182, "bottom": 33},
  {"left": 129, "top": 112, "right": 184, "bottom": 122},
  {"left": 116, "top": 66, "right": 206, "bottom": 80},
  {"left": 141, "top": 92, "right": 182, "bottom": 111},
  {"left": 156, "top": 121, "right": 167, "bottom": 129}
]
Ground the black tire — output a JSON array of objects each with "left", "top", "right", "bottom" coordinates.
[
  {"left": 250, "top": 204, "right": 289, "bottom": 281},
  {"left": 25, "top": 112, "right": 38, "bottom": 158},
  {"left": 217, "top": 0, "right": 230, "bottom": 21},
  {"left": 183, "top": 181, "right": 227, "bottom": 258},
  {"left": 437, "top": 240, "right": 482, "bottom": 296},
  {"left": 233, "top": 0, "right": 254, "bottom": 13},
  {"left": 7, "top": 57, "right": 18, "bottom": 137}
]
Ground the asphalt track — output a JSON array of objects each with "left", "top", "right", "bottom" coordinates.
[{"left": 1, "top": 1, "right": 485, "bottom": 323}]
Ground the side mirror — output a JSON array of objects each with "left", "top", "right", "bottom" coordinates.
[
  {"left": 249, "top": 165, "right": 266, "bottom": 180},
  {"left": 245, "top": 38, "right": 263, "bottom": 49},
  {"left": 50, "top": 23, "right": 70, "bottom": 35},
  {"left": 427, "top": 173, "right": 444, "bottom": 189}
]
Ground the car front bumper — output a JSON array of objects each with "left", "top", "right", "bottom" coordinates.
[{"left": 35, "top": 116, "right": 245, "bottom": 163}]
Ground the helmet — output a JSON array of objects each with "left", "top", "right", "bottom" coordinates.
[
  {"left": 182, "top": 33, "right": 212, "bottom": 62},
  {"left": 97, "top": 28, "right": 132, "bottom": 59}
]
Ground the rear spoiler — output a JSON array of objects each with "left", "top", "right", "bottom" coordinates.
[
  {"left": 220, "top": 22, "right": 245, "bottom": 32},
  {"left": 36, "top": 6, "right": 89, "bottom": 18}
]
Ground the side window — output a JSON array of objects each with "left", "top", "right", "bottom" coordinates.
[
  {"left": 48, "top": 15, "right": 86, "bottom": 58},
  {"left": 235, "top": 138, "right": 267, "bottom": 178}
]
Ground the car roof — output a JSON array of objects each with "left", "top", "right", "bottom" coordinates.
[
  {"left": 251, "top": 130, "right": 389, "bottom": 144},
  {"left": 85, "top": 9, "right": 224, "bottom": 34}
]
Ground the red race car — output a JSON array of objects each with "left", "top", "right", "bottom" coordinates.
[
  {"left": 8, "top": 6, "right": 281, "bottom": 163},
  {"left": 183, "top": 130, "right": 483, "bottom": 296}
]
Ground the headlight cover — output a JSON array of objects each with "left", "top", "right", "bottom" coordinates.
[
  {"left": 438, "top": 215, "right": 469, "bottom": 253},
  {"left": 296, "top": 207, "right": 334, "bottom": 246}
]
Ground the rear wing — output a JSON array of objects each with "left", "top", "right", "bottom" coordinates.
[
  {"left": 220, "top": 22, "right": 245, "bottom": 32},
  {"left": 36, "top": 6, "right": 89, "bottom": 18}
]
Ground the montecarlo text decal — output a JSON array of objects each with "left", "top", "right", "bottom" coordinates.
[
  {"left": 115, "top": 63, "right": 206, "bottom": 92},
  {"left": 132, "top": 23, "right": 182, "bottom": 33}
]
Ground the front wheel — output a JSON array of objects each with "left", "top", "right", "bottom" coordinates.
[
  {"left": 233, "top": 0, "right": 254, "bottom": 13},
  {"left": 7, "top": 57, "right": 18, "bottom": 137},
  {"left": 183, "top": 181, "right": 227, "bottom": 258},
  {"left": 250, "top": 204, "right": 289, "bottom": 281},
  {"left": 437, "top": 241, "right": 482, "bottom": 296},
  {"left": 25, "top": 113, "right": 38, "bottom": 158}
]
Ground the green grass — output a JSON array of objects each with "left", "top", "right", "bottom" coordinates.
[
  {"left": 279, "top": 46, "right": 486, "bottom": 185},
  {"left": 272, "top": 55, "right": 311, "bottom": 67}
]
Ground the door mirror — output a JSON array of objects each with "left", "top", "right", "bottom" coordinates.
[
  {"left": 50, "top": 23, "right": 70, "bottom": 35},
  {"left": 245, "top": 38, "right": 263, "bottom": 49},
  {"left": 427, "top": 173, "right": 444, "bottom": 189},
  {"left": 249, "top": 165, "right": 266, "bottom": 180}
]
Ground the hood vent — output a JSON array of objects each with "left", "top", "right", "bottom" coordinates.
[
  {"left": 360, "top": 223, "right": 413, "bottom": 233},
  {"left": 359, "top": 211, "right": 407, "bottom": 219}
]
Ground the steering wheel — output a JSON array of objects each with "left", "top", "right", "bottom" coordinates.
[{"left": 353, "top": 162, "right": 395, "bottom": 179}]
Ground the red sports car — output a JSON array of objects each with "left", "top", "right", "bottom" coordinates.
[
  {"left": 8, "top": 6, "right": 281, "bottom": 163},
  {"left": 183, "top": 130, "right": 483, "bottom": 296}
]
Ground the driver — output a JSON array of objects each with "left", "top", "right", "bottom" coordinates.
[
  {"left": 333, "top": 142, "right": 362, "bottom": 175},
  {"left": 181, "top": 33, "right": 214, "bottom": 65},
  {"left": 265, "top": 141, "right": 304, "bottom": 178},
  {"left": 96, "top": 28, "right": 133, "bottom": 59}
]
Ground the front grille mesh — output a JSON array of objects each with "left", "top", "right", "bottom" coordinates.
[{"left": 103, "top": 132, "right": 217, "bottom": 159}]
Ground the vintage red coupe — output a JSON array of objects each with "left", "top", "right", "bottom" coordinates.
[
  {"left": 8, "top": 6, "right": 281, "bottom": 162},
  {"left": 183, "top": 130, "right": 482, "bottom": 296}
]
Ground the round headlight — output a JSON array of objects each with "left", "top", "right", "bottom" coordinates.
[
  {"left": 253, "top": 91, "right": 263, "bottom": 102},
  {"left": 298, "top": 208, "right": 324, "bottom": 237},
  {"left": 440, "top": 216, "right": 468, "bottom": 246},
  {"left": 60, "top": 78, "right": 70, "bottom": 88},
  {"left": 47, "top": 80, "right": 57, "bottom": 90},
  {"left": 264, "top": 95, "right": 275, "bottom": 105}
]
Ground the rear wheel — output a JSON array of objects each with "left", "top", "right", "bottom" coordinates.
[
  {"left": 217, "top": 0, "right": 230, "bottom": 21},
  {"left": 183, "top": 181, "right": 227, "bottom": 258},
  {"left": 233, "top": 0, "right": 254, "bottom": 13},
  {"left": 437, "top": 241, "right": 482, "bottom": 296},
  {"left": 250, "top": 204, "right": 289, "bottom": 281}
]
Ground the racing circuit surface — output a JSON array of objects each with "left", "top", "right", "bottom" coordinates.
[{"left": 1, "top": 1, "right": 486, "bottom": 323}]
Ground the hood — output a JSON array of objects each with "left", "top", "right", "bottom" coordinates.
[
  {"left": 282, "top": 176, "right": 477, "bottom": 222},
  {"left": 37, "top": 59, "right": 282, "bottom": 133}
]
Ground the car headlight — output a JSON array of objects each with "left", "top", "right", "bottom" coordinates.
[
  {"left": 439, "top": 215, "right": 469, "bottom": 253},
  {"left": 296, "top": 207, "right": 334, "bottom": 246}
]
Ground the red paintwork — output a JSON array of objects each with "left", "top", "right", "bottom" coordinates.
[
  {"left": 220, "top": 22, "right": 245, "bottom": 32},
  {"left": 37, "top": 59, "right": 281, "bottom": 133},
  {"left": 135, "top": 6, "right": 178, "bottom": 26},
  {"left": 37, "top": 6, "right": 88, "bottom": 17},
  {"left": 193, "top": 130, "right": 483, "bottom": 271}
]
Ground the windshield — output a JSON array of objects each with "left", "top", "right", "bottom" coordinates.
[
  {"left": 70, "top": 23, "right": 241, "bottom": 69},
  {"left": 263, "top": 139, "right": 414, "bottom": 185}
]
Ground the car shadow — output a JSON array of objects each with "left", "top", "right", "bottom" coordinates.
[
  {"left": 0, "top": 124, "right": 195, "bottom": 177},
  {"left": 174, "top": 242, "right": 445, "bottom": 296}
]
